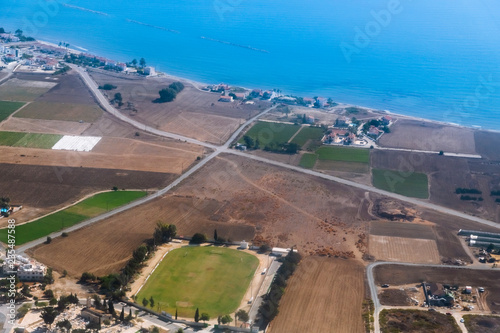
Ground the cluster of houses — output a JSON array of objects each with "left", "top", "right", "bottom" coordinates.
[
  {"left": 2, "top": 255, "right": 47, "bottom": 282},
  {"left": 0, "top": 43, "right": 66, "bottom": 70}
]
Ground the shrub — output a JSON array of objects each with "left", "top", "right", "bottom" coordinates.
[
  {"left": 190, "top": 233, "right": 207, "bottom": 244},
  {"left": 169, "top": 81, "right": 184, "bottom": 93},
  {"left": 99, "top": 84, "right": 117, "bottom": 90}
]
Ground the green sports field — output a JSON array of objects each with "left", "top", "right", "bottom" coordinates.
[
  {"left": 240, "top": 121, "right": 300, "bottom": 146},
  {"left": 0, "top": 101, "right": 25, "bottom": 122},
  {"left": 0, "top": 191, "right": 147, "bottom": 245},
  {"left": 136, "top": 246, "right": 259, "bottom": 318},
  {"left": 372, "top": 168, "right": 429, "bottom": 199},
  {"left": 316, "top": 146, "right": 370, "bottom": 164},
  {"left": 0, "top": 131, "right": 63, "bottom": 149},
  {"left": 290, "top": 126, "right": 325, "bottom": 146}
]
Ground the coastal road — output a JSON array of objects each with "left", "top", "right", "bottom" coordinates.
[{"left": 366, "top": 261, "right": 500, "bottom": 333}]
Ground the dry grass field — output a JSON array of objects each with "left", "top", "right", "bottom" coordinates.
[
  {"left": 463, "top": 315, "right": 500, "bottom": 333},
  {"left": 380, "top": 309, "right": 460, "bottom": 333},
  {"left": 88, "top": 70, "right": 268, "bottom": 144},
  {"left": 0, "top": 163, "right": 175, "bottom": 224},
  {"left": 0, "top": 136, "right": 203, "bottom": 174},
  {"left": 374, "top": 265, "right": 500, "bottom": 312},
  {"left": 369, "top": 235, "right": 441, "bottom": 264},
  {"left": 378, "top": 119, "right": 477, "bottom": 154},
  {"left": 0, "top": 117, "right": 91, "bottom": 135},
  {"left": 0, "top": 78, "right": 57, "bottom": 101},
  {"left": 269, "top": 257, "right": 365, "bottom": 333},
  {"left": 370, "top": 221, "right": 436, "bottom": 239},
  {"left": 14, "top": 101, "right": 102, "bottom": 122},
  {"left": 474, "top": 130, "right": 500, "bottom": 161},
  {"left": 33, "top": 72, "right": 97, "bottom": 105}
]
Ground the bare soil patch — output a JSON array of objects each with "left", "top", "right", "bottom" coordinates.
[
  {"left": 269, "top": 257, "right": 365, "bottom": 333},
  {"left": 0, "top": 163, "right": 174, "bottom": 224},
  {"left": 378, "top": 119, "right": 477, "bottom": 154},
  {"left": 14, "top": 101, "right": 102, "bottom": 122},
  {"left": 34, "top": 71, "right": 97, "bottom": 105},
  {"left": 475, "top": 131, "right": 500, "bottom": 161},
  {"left": 369, "top": 235, "right": 440, "bottom": 264},
  {"left": 374, "top": 265, "right": 500, "bottom": 312}
]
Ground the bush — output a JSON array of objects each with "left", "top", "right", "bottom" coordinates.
[
  {"left": 45, "top": 236, "right": 52, "bottom": 244},
  {"left": 61, "top": 232, "right": 68, "bottom": 237},
  {"left": 455, "top": 188, "right": 482, "bottom": 195},
  {"left": 156, "top": 88, "right": 177, "bottom": 103},
  {"left": 99, "top": 84, "right": 117, "bottom": 90},
  {"left": 190, "top": 233, "right": 207, "bottom": 244}
]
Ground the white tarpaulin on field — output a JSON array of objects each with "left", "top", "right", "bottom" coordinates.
[{"left": 52, "top": 135, "right": 101, "bottom": 152}]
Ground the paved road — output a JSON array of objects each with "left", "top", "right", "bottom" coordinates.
[
  {"left": 0, "top": 62, "right": 20, "bottom": 85},
  {"left": 248, "top": 259, "right": 281, "bottom": 324},
  {"left": 366, "top": 261, "right": 500, "bottom": 333}
]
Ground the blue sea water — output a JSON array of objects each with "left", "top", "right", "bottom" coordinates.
[{"left": 1, "top": 0, "right": 500, "bottom": 130}]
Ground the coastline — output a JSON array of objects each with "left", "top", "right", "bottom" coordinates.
[{"left": 23, "top": 39, "right": 500, "bottom": 135}]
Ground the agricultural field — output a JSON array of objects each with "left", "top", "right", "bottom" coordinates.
[
  {"left": 0, "top": 163, "right": 175, "bottom": 224},
  {"left": 136, "top": 246, "right": 258, "bottom": 318},
  {"left": 0, "top": 136, "right": 204, "bottom": 174},
  {"left": 0, "top": 117, "right": 91, "bottom": 135},
  {"left": 0, "top": 191, "right": 147, "bottom": 245},
  {"left": 269, "top": 257, "right": 365, "bottom": 333},
  {"left": 0, "top": 101, "right": 25, "bottom": 121},
  {"left": 372, "top": 168, "right": 429, "bottom": 198},
  {"left": 0, "top": 78, "right": 57, "bottom": 101},
  {"left": 30, "top": 154, "right": 369, "bottom": 276},
  {"left": 298, "top": 153, "right": 317, "bottom": 168},
  {"left": 463, "top": 315, "right": 500, "bottom": 333},
  {"left": 290, "top": 126, "right": 324, "bottom": 146},
  {"left": 370, "top": 221, "right": 436, "bottom": 240},
  {"left": 378, "top": 119, "right": 477, "bottom": 155},
  {"left": 0, "top": 131, "right": 62, "bottom": 149},
  {"left": 374, "top": 265, "right": 500, "bottom": 312},
  {"left": 369, "top": 235, "right": 440, "bottom": 264},
  {"left": 379, "top": 309, "right": 460, "bottom": 333},
  {"left": 475, "top": 130, "right": 500, "bottom": 161},
  {"left": 14, "top": 102, "right": 102, "bottom": 122},
  {"left": 316, "top": 146, "right": 370, "bottom": 163},
  {"left": 379, "top": 289, "right": 411, "bottom": 306},
  {"left": 239, "top": 121, "right": 300, "bottom": 146}
]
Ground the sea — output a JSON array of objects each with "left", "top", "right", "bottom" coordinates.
[{"left": 1, "top": 0, "right": 500, "bottom": 130}]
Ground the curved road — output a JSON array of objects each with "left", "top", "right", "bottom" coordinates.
[{"left": 367, "top": 261, "right": 500, "bottom": 332}]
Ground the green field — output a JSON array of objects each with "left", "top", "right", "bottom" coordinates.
[
  {"left": 315, "top": 160, "right": 370, "bottom": 173},
  {"left": 0, "top": 131, "right": 63, "bottom": 149},
  {"left": 14, "top": 102, "right": 102, "bottom": 122},
  {"left": 372, "top": 168, "right": 429, "bottom": 199},
  {"left": 0, "top": 191, "right": 147, "bottom": 245},
  {"left": 0, "top": 101, "right": 25, "bottom": 122},
  {"left": 136, "top": 246, "right": 259, "bottom": 318},
  {"left": 290, "top": 126, "right": 325, "bottom": 146},
  {"left": 0, "top": 85, "right": 54, "bottom": 102},
  {"left": 316, "top": 146, "right": 370, "bottom": 163},
  {"left": 299, "top": 153, "right": 317, "bottom": 169},
  {"left": 240, "top": 121, "right": 300, "bottom": 145}
]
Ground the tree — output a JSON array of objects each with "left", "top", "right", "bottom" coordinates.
[
  {"left": 46, "top": 236, "right": 52, "bottom": 244},
  {"left": 190, "top": 233, "right": 207, "bottom": 244},
  {"left": 194, "top": 308, "right": 199, "bottom": 322},
  {"left": 127, "top": 308, "right": 132, "bottom": 321},
  {"left": 149, "top": 296, "right": 155, "bottom": 308},
  {"left": 131, "top": 59, "right": 137, "bottom": 67},
  {"left": 176, "top": 329, "right": 184, "bottom": 333},
  {"left": 40, "top": 307, "right": 58, "bottom": 328},
  {"left": 487, "top": 243, "right": 495, "bottom": 253},
  {"left": 56, "top": 319, "right": 72, "bottom": 332},
  {"left": 439, "top": 150, "right": 444, "bottom": 155},
  {"left": 15, "top": 29, "right": 23, "bottom": 36},
  {"left": 49, "top": 298, "right": 57, "bottom": 306},
  {"left": 114, "top": 93, "right": 122, "bottom": 102},
  {"left": 43, "top": 289, "right": 54, "bottom": 299},
  {"left": 105, "top": 299, "right": 114, "bottom": 316},
  {"left": 139, "top": 58, "right": 146, "bottom": 67},
  {"left": 169, "top": 81, "right": 184, "bottom": 93},
  {"left": 151, "top": 327, "right": 159, "bottom": 333},
  {"left": 0, "top": 28, "right": 5, "bottom": 34},
  {"left": 221, "top": 314, "right": 233, "bottom": 325},
  {"left": 157, "top": 88, "right": 177, "bottom": 103},
  {"left": 200, "top": 313, "right": 210, "bottom": 322},
  {"left": 214, "top": 229, "right": 218, "bottom": 241},
  {"left": 243, "top": 135, "right": 254, "bottom": 148},
  {"left": 142, "top": 297, "right": 149, "bottom": 307},
  {"left": 235, "top": 309, "right": 249, "bottom": 324},
  {"left": 218, "top": 316, "right": 221, "bottom": 325},
  {"left": 259, "top": 244, "right": 271, "bottom": 253},
  {"left": 120, "top": 307, "right": 124, "bottom": 321},
  {"left": 175, "top": 308, "right": 178, "bottom": 320}
]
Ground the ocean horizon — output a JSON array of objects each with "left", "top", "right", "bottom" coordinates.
[{"left": 1, "top": 0, "right": 500, "bottom": 130}]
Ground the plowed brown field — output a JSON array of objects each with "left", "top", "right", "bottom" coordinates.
[{"left": 269, "top": 257, "right": 365, "bottom": 333}]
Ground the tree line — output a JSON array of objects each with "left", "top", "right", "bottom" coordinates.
[{"left": 155, "top": 82, "right": 185, "bottom": 103}]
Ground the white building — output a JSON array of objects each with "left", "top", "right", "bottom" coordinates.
[
  {"left": 271, "top": 247, "right": 298, "bottom": 256},
  {"left": 17, "top": 263, "right": 47, "bottom": 282},
  {"left": 144, "top": 66, "right": 156, "bottom": 76}
]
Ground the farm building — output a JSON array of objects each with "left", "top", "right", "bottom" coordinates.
[
  {"left": 271, "top": 247, "right": 298, "bottom": 256},
  {"left": 469, "top": 235, "right": 500, "bottom": 244},
  {"left": 458, "top": 229, "right": 500, "bottom": 239},
  {"left": 469, "top": 240, "right": 500, "bottom": 249}
]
